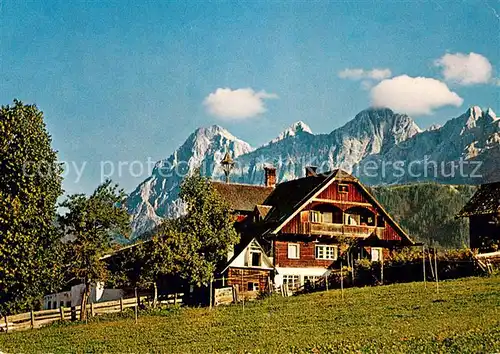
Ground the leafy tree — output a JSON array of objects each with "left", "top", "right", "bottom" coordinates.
[
  {"left": 59, "top": 180, "right": 130, "bottom": 320},
  {"left": 178, "top": 174, "right": 240, "bottom": 271},
  {"left": 0, "top": 100, "right": 63, "bottom": 315},
  {"left": 139, "top": 174, "right": 239, "bottom": 288}
]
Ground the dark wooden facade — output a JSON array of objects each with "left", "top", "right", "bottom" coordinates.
[
  {"left": 226, "top": 267, "right": 271, "bottom": 295},
  {"left": 458, "top": 181, "right": 500, "bottom": 253},
  {"left": 217, "top": 169, "right": 412, "bottom": 292},
  {"left": 280, "top": 181, "right": 404, "bottom": 242},
  {"left": 274, "top": 240, "right": 336, "bottom": 268},
  {"left": 469, "top": 214, "right": 500, "bottom": 251},
  {"left": 266, "top": 173, "right": 412, "bottom": 271}
]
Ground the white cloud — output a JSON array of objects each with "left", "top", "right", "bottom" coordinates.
[
  {"left": 338, "top": 68, "right": 392, "bottom": 81},
  {"left": 360, "top": 80, "right": 373, "bottom": 91},
  {"left": 370, "top": 75, "right": 463, "bottom": 115},
  {"left": 434, "top": 52, "right": 493, "bottom": 85},
  {"left": 203, "top": 88, "right": 278, "bottom": 120}
]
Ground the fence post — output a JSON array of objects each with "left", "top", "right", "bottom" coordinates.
[
  {"left": 422, "top": 245, "right": 427, "bottom": 288},
  {"left": 153, "top": 282, "right": 158, "bottom": 308},
  {"left": 120, "top": 297, "right": 124, "bottom": 312},
  {"left": 4, "top": 315, "right": 8, "bottom": 333},
  {"left": 90, "top": 302, "right": 94, "bottom": 317},
  {"left": 174, "top": 292, "right": 177, "bottom": 305},
  {"left": 70, "top": 306, "right": 76, "bottom": 322},
  {"left": 434, "top": 247, "right": 439, "bottom": 294},
  {"left": 340, "top": 261, "right": 344, "bottom": 300},
  {"left": 241, "top": 272, "right": 245, "bottom": 311},
  {"left": 381, "top": 258, "right": 384, "bottom": 285},
  {"left": 233, "top": 285, "right": 239, "bottom": 303},
  {"left": 30, "top": 310, "right": 35, "bottom": 329},
  {"left": 134, "top": 287, "right": 138, "bottom": 325},
  {"left": 351, "top": 258, "right": 355, "bottom": 286},
  {"left": 60, "top": 306, "right": 64, "bottom": 321},
  {"left": 428, "top": 252, "right": 435, "bottom": 279},
  {"left": 209, "top": 277, "right": 213, "bottom": 310},
  {"left": 325, "top": 274, "right": 329, "bottom": 291}
]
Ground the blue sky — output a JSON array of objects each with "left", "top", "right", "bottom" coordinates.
[{"left": 1, "top": 0, "right": 499, "bottom": 195}]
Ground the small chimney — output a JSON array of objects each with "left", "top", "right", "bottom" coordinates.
[
  {"left": 264, "top": 166, "right": 277, "bottom": 188},
  {"left": 305, "top": 166, "right": 318, "bottom": 177}
]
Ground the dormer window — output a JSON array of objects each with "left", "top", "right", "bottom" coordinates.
[
  {"left": 250, "top": 251, "right": 262, "bottom": 267},
  {"left": 377, "top": 215, "right": 386, "bottom": 228},
  {"left": 338, "top": 184, "right": 349, "bottom": 193}
]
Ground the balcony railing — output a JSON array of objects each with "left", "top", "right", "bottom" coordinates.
[{"left": 300, "top": 222, "right": 382, "bottom": 238}]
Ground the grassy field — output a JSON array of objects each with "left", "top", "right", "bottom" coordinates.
[{"left": 1, "top": 276, "right": 499, "bottom": 353}]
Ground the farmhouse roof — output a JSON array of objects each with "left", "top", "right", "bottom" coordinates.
[
  {"left": 458, "top": 181, "right": 500, "bottom": 217},
  {"left": 259, "top": 169, "right": 413, "bottom": 244},
  {"left": 262, "top": 169, "right": 354, "bottom": 226},
  {"left": 211, "top": 181, "right": 274, "bottom": 212}
]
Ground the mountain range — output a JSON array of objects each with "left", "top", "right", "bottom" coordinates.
[{"left": 127, "top": 106, "right": 499, "bottom": 238}]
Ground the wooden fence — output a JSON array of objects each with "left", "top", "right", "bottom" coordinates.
[
  {"left": 156, "top": 293, "right": 184, "bottom": 306},
  {"left": 0, "top": 297, "right": 138, "bottom": 333}
]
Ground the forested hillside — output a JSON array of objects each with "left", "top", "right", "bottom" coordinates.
[{"left": 372, "top": 184, "right": 476, "bottom": 249}]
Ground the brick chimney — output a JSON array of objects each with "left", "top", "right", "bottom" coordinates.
[
  {"left": 264, "top": 166, "right": 277, "bottom": 188},
  {"left": 305, "top": 166, "right": 318, "bottom": 177}
]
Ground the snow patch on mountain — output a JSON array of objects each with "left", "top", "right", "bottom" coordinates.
[{"left": 269, "top": 121, "right": 313, "bottom": 144}]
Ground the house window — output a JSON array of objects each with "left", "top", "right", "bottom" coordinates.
[
  {"left": 377, "top": 215, "right": 386, "bottom": 228},
  {"left": 283, "top": 275, "right": 300, "bottom": 290},
  {"left": 344, "top": 213, "right": 361, "bottom": 225},
  {"left": 250, "top": 251, "right": 262, "bottom": 267},
  {"left": 338, "top": 184, "right": 349, "bottom": 193},
  {"left": 66, "top": 301, "right": 72, "bottom": 307},
  {"left": 322, "top": 212, "right": 333, "bottom": 224},
  {"left": 315, "top": 245, "right": 338, "bottom": 260},
  {"left": 60, "top": 301, "right": 64, "bottom": 308},
  {"left": 310, "top": 210, "right": 321, "bottom": 223},
  {"left": 304, "top": 275, "right": 321, "bottom": 287},
  {"left": 371, "top": 247, "right": 383, "bottom": 262},
  {"left": 287, "top": 243, "right": 300, "bottom": 259},
  {"left": 248, "top": 282, "right": 259, "bottom": 291}
]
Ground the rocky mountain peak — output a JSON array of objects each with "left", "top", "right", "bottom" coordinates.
[
  {"left": 195, "top": 124, "right": 237, "bottom": 141},
  {"left": 127, "top": 105, "right": 498, "bottom": 239},
  {"left": 486, "top": 108, "right": 497, "bottom": 122},
  {"left": 463, "top": 106, "right": 483, "bottom": 129},
  {"left": 269, "top": 121, "right": 313, "bottom": 144},
  {"left": 458, "top": 106, "right": 500, "bottom": 135}
]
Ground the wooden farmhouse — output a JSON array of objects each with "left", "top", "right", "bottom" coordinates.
[
  {"left": 213, "top": 165, "right": 414, "bottom": 295},
  {"left": 458, "top": 182, "right": 500, "bottom": 253}
]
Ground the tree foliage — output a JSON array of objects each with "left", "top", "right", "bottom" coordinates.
[
  {"left": 59, "top": 180, "right": 130, "bottom": 319},
  {"left": 372, "top": 183, "right": 477, "bottom": 248},
  {"left": 117, "top": 174, "right": 239, "bottom": 288},
  {"left": 0, "top": 100, "right": 63, "bottom": 315}
]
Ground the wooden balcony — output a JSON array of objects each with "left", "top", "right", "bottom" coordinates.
[{"left": 299, "top": 222, "right": 383, "bottom": 238}]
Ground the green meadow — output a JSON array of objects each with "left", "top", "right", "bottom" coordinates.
[{"left": 1, "top": 276, "right": 499, "bottom": 353}]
